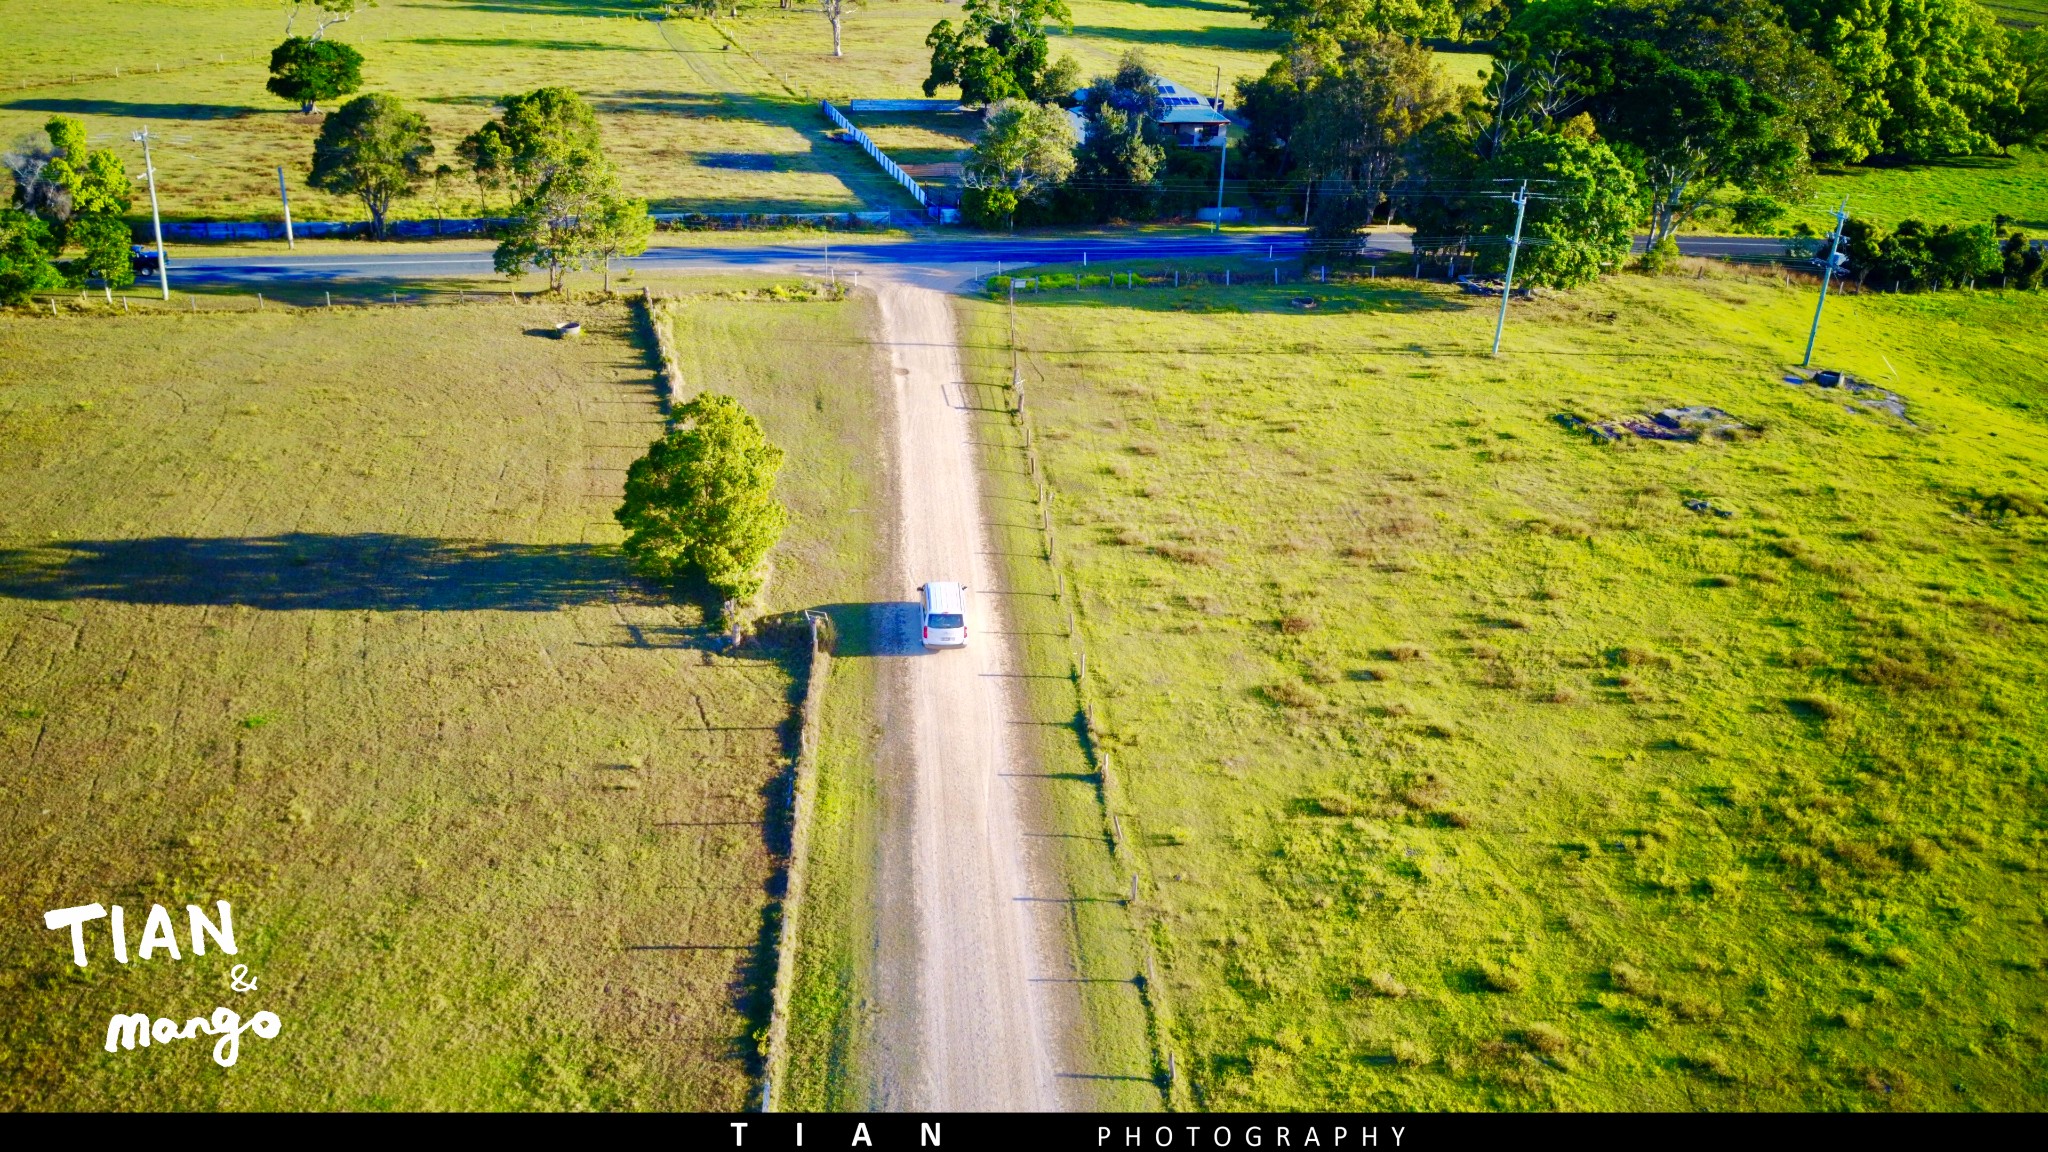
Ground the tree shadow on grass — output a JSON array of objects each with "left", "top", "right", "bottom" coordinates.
[
  {"left": 1068, "top": 24, "right": 1286, "bottom": 52},
  {"left": 0, "top": 534, "right": 638, "bottom": 612},
  {"left": 1004, "top": 281, "right": 1473, "bottom": 318},
  {"left": 401, "top": 36, "right": 654, "bottom": 51},
  {"left": 2, "top": 97, "right": 264, "bottom": 120}
]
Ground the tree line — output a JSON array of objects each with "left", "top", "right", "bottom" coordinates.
[{"left": 936, "top": 0, "right": 2048, "bottom": 290}]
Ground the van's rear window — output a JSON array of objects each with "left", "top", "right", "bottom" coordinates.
[{"left": 927, "top": 613, "right": 964, "bottom": 629}]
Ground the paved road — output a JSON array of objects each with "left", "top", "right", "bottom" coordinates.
[{"left": 159, "top": 231, "right": 1797, "bottom": 286}]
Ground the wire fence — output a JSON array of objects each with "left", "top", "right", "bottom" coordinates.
[
  {"left": 25, "top": 283, "right": 612, "bottom": 316},
  {"left": 999, "top": 284, "right": 1186, "bottom": 1108},
  {"left": 7, "top": 50, "right": 269, "bottom": 93}
]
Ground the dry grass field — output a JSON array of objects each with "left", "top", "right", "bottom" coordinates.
[{"left": 0, "top": 301, "right": 803, "bottom": 1108}]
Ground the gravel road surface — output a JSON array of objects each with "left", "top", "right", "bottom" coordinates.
[{"left": 871, "top": 279, "right": 1062, "bottom": 1111}]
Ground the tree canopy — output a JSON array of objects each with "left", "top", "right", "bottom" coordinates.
[
  {"left": 924, "top": 0, "right": 1080, "bottom": 105},
  {"left": 267, "top": 35, "right": 363, "bottom": 114},
  {"left": 1294, "top": 34, "right": 1462, "bottom": 235},
  {"left": 1070, "top": 52, "right": 1171, "bottom": 222},
  {"left": 493, "top": 156, "right": 647, "bottom": 293},
  {"left": 19, "top": 116, "right": 136, "bottom": 288},
  {"left": 308, "top": 93, "right": 435, "bottom": 238},
  {"left": 0, "top": 209, "right": 62, "bottom": 306},
  {"left": 1246, "top": 0, "right": 1496, "bottom": 40},
  {"left": 616, "top": 392, "right": 789, "bottom": 604},
  {"left": 458, "top": 87, "right": 604, "bottom": 202},
  {"left": 1481, "top": 131, "right": 1644, "bottom": 288},
  {"left": 961, "top": 99, "right": 1078, "bottom": 228}
]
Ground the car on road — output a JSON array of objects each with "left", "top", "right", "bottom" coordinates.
[
  {"left": 919, "top": 581, "right": 967, "bottom": 649},
  {"left": 130, "top": 245, "right": 160, "bottom": 275}
]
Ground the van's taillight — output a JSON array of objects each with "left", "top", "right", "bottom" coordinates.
[{"left": 922, "top": 627, "right": 928, "bottom": 639}]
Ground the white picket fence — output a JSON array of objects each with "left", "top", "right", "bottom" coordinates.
[{"left": 821, "top": 100, "right": 927, "bottom": 209}]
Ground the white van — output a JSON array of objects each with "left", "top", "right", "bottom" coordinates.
[{"left": 919, "top": 581, "right": 968, "bottom": 649}]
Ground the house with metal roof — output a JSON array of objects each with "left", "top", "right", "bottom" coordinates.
[
  {"left": 1152, "top": 79, "right": 1232, "bottom": 147},
  {"left": 1069, "top": 77, "right": 1232, "bottom": 147}
]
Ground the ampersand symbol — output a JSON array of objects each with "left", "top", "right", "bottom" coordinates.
[{"left": 228, "top": 964, "right": 258, "bottom": 993}]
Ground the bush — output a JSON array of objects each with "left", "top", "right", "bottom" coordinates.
[
  {"left": 0, "top": 209, "right": 62, "bottom": 305},
  {"left": 1637, "top": 236, "right": 1681, "bottom": 274},
  {"left": 962, "top": 185, "right": 1019, "bottom": 231},
  {"left": 1476, "top": 960, "right": 1526, "bottom": 994},
  {"left": 1849, "top": 218, "right": 2002, "bottom": 290}
]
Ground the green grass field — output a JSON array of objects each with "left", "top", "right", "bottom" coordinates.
[
  {"left": 1983, "top": 0, "right": 2045, "bottom": 27},
  {"left": 0, "top": 0, "right": 921, "bottom": 222},
  {"left": 1802, "top": 147, "right": 2048, "bottom": 235},
  {"left": 0, "top": 300, "right": 807, "bottom": 1108},
  {"left": 962, "top": 264, "right": 2048, "bottom": 1110}
]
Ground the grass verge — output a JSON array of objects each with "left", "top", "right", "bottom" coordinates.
[{"left": 653, "top": 282, "right": 894, "bottom": 1109}]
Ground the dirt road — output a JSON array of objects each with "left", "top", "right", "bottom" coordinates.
[{"left": 871, "top": 280, "right": 1062, "bottom": 1111}]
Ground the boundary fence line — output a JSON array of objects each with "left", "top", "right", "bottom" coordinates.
[
  {"left": 1000, "top": 285, "right": 1184, "bottom": 1110},
  {"left": 150, "top": 209, "right": 891, "bottom": 243},
  {"left": 761, "top": 610, "right": 833, "bottom": 1113},
  {"left": 820, "top": 100, "right": 941, "bottom": 219}
]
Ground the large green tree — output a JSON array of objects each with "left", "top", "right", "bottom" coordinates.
[
  {"left": 37, "top": 116, "right": 134, "bottom": 288},
  {"left": 616, "top": 392, "right": 789, "bottom": 604},
  {"left": 1774, "top": 0, "right": 2016, "bottom": 159},
  {"left": 1590, "top": 41, "right": 1804, "bottom": 245},
  {"left": 1069, "top": 52, "right": 1171, "bottom": 223},
  {"left": 266, "top": 36, "right": 364, "bottom": 114},
  {"left": 1246, "top": 0, "right": 1493, "bottom": 40},
  {"left": 458, "top": 87, "right": 604, "bottom": 206},
  {"left": 0, "top": 209, "right": 62, "bottom": 306},
  {"left": 923, "top": 0, "right": 1080, "bottom": 105},
  {"left": 493, "top": 157, "right": 644, "bottom": 293},
  {"left": 1294, "top": 34, "right": 1463, "bottom": 236},
  {"left": 308, "top": 93, "right": 434, "bottom": 237},
  {"left": 1478, "top": 131, "right": 1645, "bottom": 288},
  {"left": 961, "top": 99, "right": 1078, "bottom": 228}
]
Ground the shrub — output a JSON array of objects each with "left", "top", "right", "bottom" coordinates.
[
  {"left": 1609, "top": 962, "right": 1654, "bottom": 996},
  {"left": 1387, "top": 644, "right": 1429, "bottom": 662},
  {"left": 1280, "top": 614, "right": 1317, "bottom": 634},
  {"left": 1522, "top": 1023, "right": 1568, "bottom": 1055},
  {"left": 1638, "top": 235, "right": 1681, "bottom": 274},
  {"left": 1789, "top": 694, "right": 1842, "bottom": 720},
  {"left": 1391, "top": 1039, "right": 1432, "bottom": 1066},
  {"left": 1477, "top": 960, "right": 1526, "bottom": 994},
  {"left": 1369, "top": 972, "right": 1409, "bottom": 998},
  {"left": 1265, "top": 681, "right": 1322, "bottom": 709}
]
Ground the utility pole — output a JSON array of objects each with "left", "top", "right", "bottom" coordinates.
[
  {"left": 1801, "top": 200, "right": 1850, "bottom": 368},
  {"left": 277, "top": 167, "right": 295, "bottom": 249},
  {"left": 133, "top": 127, "right": 169, "bottom": 301},
  {"left": 1212, "top": 131, "right": 1228, "bottom": 234},
  {"left": 1491, "top": 181, "right": 1529, "bottom": 357}
]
